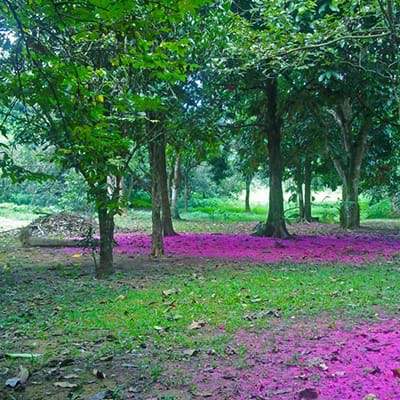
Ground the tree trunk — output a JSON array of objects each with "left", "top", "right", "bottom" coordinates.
[
  {"left": 157, "top": 132, "right": 176, "bottom": 236},
  {"left": 97, "top": 207, "right": 115, "bottom": 279},
  {"left": 121, "top": 175, "right": 134, "bottom": 210},
  {"left": 245, "top": 175, "right": 252, "bottom": 213},
  {"left": 304, "top": 157, "right": 312, "bottom": 222},
  {"left": 326, "top": 100, "right": 369, "bottom": 230},
  {"left": 183, "top": 171, "right": 189, "bottom": 213},
  {"left": 150, "top": 142, "right": 164, "bottom": 257},
  {"left": 171, "top": 153, "right": 182, "bottom": 220},
  {"left": 256, "top": 79, "right": 290, "bottom": 238},
  {"left": 340, "top": 178, "right": 360, "bottom": 229},
  {"left": 295, "top": 163, "right": 304, "bottom": 221},
  {"left": 296, "top": 179, "right": 304, "bottom": 221}
]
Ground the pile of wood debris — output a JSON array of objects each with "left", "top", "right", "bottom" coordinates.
[{"left": 19, "top": 213, "right": 96, "bottom": 247}]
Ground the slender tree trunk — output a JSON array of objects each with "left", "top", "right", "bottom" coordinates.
[
  {"left": 150, "top": 142, "right": 164, "bottom": 257},
  {"left": 256, "top": 79, "right": 290, "bottom": 238},
  {"left": 296, "top": 179, "right": 304, "bottom": 220},
  {"left": 245, "top": 175, "right": 252, "bottom": 212},
  {"left": 183, "top": 171, "right": 189, "bottom": 213},
  {"left": 295, "top": 163, "right": 304, "bottom": 220},
  {"left": 157, "top": 132, "right": 176, "bottom": 236},
  {"left": 96, "top": 206, "right": 115, "bottom": 279},
  {"left": 171, "top": 153, "right": 182, "bottom": 220},
  {"left": 304, "top": 157, "right": 312, "bottom": 222},
  {"left": 121, "top": 175, "right": 134, "bottom": 208}
]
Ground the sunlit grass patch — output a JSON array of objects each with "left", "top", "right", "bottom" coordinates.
[{"left": 56, "top": 265, "right": 400, "bottom": 351}]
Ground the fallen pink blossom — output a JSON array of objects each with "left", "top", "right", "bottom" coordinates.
[
  {"left": 194, "top": 319, "right": 400, "bottom": 399},
  {"left": 111, "top": 233, "right": 400, "bottom": 264}
]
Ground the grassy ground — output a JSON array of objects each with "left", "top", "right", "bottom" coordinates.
[
  {"left": 0, "top": 196, "right": 396, "bottom": 231},
  {"left": 1, "top": 215, "right": 400, "bottom": 399},
  {"left": 0, "top": 202, "right": 400, "bottom": 399}
]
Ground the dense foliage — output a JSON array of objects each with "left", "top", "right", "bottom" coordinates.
[{"left": 0, "top": 0, "right": 399, "bottom": 276}]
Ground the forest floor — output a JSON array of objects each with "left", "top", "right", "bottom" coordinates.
[{"left": 1, "top": 218, "right": 400, "bottom": 399}]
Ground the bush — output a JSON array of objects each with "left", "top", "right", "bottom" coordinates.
[
  {"left": 363, "top": 199, "right": 394, "bottom": 219},
  {"left": 130, "top": 191, "right": 152, "bottom": 209}
]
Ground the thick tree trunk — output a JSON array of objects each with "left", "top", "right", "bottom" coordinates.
[
  {"left": 256, "top": 79, "right": 290, "bottom": 238},
  {"left": 264, "top": 135, "right": 290, "bottom": 237},
  {"left": 171, "top": 153, "right": 181, "bottom": 220},
  {"left": 97, "top": 207, "right": 115, "bottom": 279},
  {"left": 245, "top": 175, "right": 252, "bottom": 213},
  {"left": 157, "top": 132, "right": 176, "bottom": 236},
  {"left": 304, "top": 157, "right": 312, "bottom": 222},
  {"left": 340, "top": 179, "right": 360, "bottom": 229},
  {"left": 150, "top": 142, "right": 164, "bottom": 257},
  {"left": 326, "top": 99, "right": 370, "bottom": 230}
]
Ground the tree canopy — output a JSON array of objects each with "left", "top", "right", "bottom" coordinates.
[{"left": 0, "top": 0, "right": 399, "bottom": 276}]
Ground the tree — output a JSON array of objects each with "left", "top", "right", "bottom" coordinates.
[
  {"left": 229, "top": 0, "right": 399, "bottom": 234},
  {"left": 229, "top": 1, "right": 326, "bottom": 237},
  {"left": 310, "top": 0, "right": 400, "bottom": 228},
  {"left": 0, "top": 0, "right": 208, "bottom": 276},
  {"left": 283, "top": 106, "right": 325, "bottom": 222}
]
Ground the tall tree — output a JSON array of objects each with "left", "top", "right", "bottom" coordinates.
[{"left": 0, "top": 0, "right": 207, "bottom": 276}]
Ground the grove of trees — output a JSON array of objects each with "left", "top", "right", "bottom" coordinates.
[{"left": 0, "top": 0, "right": 399, "bottom": 277}]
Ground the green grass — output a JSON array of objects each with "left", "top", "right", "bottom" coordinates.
[
  {"left": 60, "top": 265, "right": 400, "bottom": 347},
  {"left": 0, "top": 196, "right": 396, "bottom": 228},
  {"left": 187, "top": 198, "right": 266, "bottom": 222},
  {"left": 4, "top": 263, "right": 400, "bottom": 360},
  {"left": 0, "top": 202, "right": 60, "bottom": 222}
]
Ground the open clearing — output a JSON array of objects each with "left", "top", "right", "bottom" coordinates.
[{"left": 1, "top": 220, "right": 400, "bottom": 399}]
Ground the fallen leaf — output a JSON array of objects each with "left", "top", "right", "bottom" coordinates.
[
  {"left": 318, "top": 362, "right": 328, "bottom": 371},
  {"left": 364, "top": 366, "right": 381, "bottom": 375},
  {"left": 54, "top": 381, "right": 78, "bottom": 389},
  {"left": 162, "top": 288, "right": 179, "bottom": 296},
  {"left": 5, "top": 377, "right": 20, "bottom": 388},
  {"left": 62, "top": 374, "right": 79, "bottom": 379},
  {"left": 307, "top": 357, "right": 328, "bottom": 371},
  {"left": 183, "top": 349, "right": 198, "bottom": 357},
  {"left": 154, "top": 325, "right": 164, "bottom": 332},
  {"left": 5, "top": 366, "right": 29, "bottom": 388},
  {"left": 188, "top": 320, "right": 206, "bottom": 330},
  {"left": 225, "top": 345, "right": 237, "bottom": 355},
  {"left": 115, "top": 294, "right": 126, "bottom": 301},
  {"left": 274, "top": 389, "right": 291, "bottom": 395},
  {"left": 393, "top": 368, "right": 400, "bottom": 378},
  {"left": 88, "top": 390, "right": 113, "bottom": 400},
  {"left": 59, "top": 358, "right": 74, "bottom": 367},
  {"left": 363, "top": 395, "right": 379, "bottom": 400},
  {"left": 17, "top": 366, "right": 29, "bottom": 384},
  {"left": 121, "top": 363, "right": 135, "bottom": 368},
  {"left": 299, "top": 388, "right": 318, "bottom": 399},
  {"left": 71, "top": 253, "right": 81, "bottom": 258},
  {"left": 193, "top": 390, "right": 213, "bottom": 397},
  {"left": 99, "top": 355, "right": 113, "bottom": 362},
  {"left": 250, "top": 296, "right": 262, "bottom": 303},
  {"left": 92, "top": 369, "right": 106, "bottom": 379},
  {"left": 332, "top": 371, "right": 345, "bottom": 377}
]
